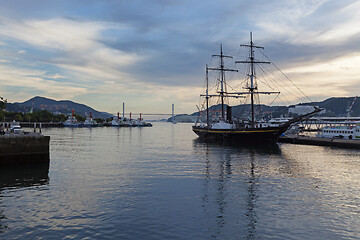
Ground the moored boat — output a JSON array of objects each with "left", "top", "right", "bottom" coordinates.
[
  {"left": 8, "top": 121, "right": 23, "bottom": 134},
  {"left": 193, "top": 32, "right": 321, "bottom": 143},
  {"left": 316, "top": 125, "right": 360, "bottom": 140},
  {"left": 83, "top": 112, "right": 98, "bottom": 127},
  {"left": 63, "top": 110, "right": 82, "bottom": 127},
  {"left": 111, "top": 112, "right": 127, "bottom": 127},
  {"left": 132, "top": 118, "right": 152, "bottom": 127},
  {"left": 111, "top": 112, "right": 152, "bottom": 127}
]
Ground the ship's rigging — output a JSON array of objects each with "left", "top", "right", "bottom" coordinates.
[{"left": 199, "top": 32, "right": 314, "bottom": 126}]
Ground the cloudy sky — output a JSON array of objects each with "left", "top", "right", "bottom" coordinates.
[{"left": 0, "top": 0, "right": 359, "bottom": 115}]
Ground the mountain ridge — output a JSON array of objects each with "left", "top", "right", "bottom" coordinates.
[
  {"left": 3, "top": 96, "right": 359, "bottom": 121},
  {"left": 10, "top": 96, "right": 113, "bottom": 119}
]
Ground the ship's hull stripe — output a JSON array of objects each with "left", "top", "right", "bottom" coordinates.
[{"left": 193, "top": 128, "right": 281, "bottom": 134}]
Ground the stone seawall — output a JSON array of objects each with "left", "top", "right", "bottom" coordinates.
[{"left": 0, "top": 134, "right": 50, "bottom": 164}]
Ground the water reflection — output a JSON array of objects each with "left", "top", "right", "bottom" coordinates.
[
  {"left": 0, "top": 204, "right": 5, "bottom": 233},
  {"left": 246, "top": 150, "right": 257, "bottom": 239},
  {"left": 0, "top": 162, "right": 49, "bottom": 189},
  {"left": 193, "top": 139, "right": 360, "bottom": 239},
  {"left": 193, "top": 138, "right": 281, "bottom": 154},
  {"left": 200, "top": 142, "right": 229, "bottom": 238},
  {"left": 194, "top": 140, "right": 282, "bottom": 239},
  {"left": 0, "top": 162, "right": 49, "bottom": 233}
]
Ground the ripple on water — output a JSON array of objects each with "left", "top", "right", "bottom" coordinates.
[{"left": 0, "top": 124, "right": 360, "bottom": 239}]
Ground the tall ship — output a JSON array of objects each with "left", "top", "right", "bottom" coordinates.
[{"left": 192, "top": 33, "right": 321, "bottom": 143}]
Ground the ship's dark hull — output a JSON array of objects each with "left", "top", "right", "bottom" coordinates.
[{"left": 192, "top": 126, "right": 287, "bottom": 143}]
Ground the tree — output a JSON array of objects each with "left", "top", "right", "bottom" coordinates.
[
  {"left": 74, "top": 114, "right": 85, "bottom": 122},
  {"left": 94, "top": 118, "right": 104, "bottom": 123},
  {"left": 14, "top": 113, "right": 23, "bottom": 122},
  {"left": 0, "top": 96, "right": 6, "bottom": 111},
  {"left": 56, "top": 114, "right": 67, "bottom": 122}
]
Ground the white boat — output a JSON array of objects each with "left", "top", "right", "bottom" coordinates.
[
  {"left": 316, "top": 125, "right": 360, "bottom": 140},
  {"left": 111, "top": 119, "right": 122, "bottom": 126},
  {"left": 9, "top": 122, "right": 23, "bottom": 134},
  {"left": 5, "top": 121, "right": 41, "bottom": 135},
  {"left": 132, "top": 118, "right": 152, "bottom": 127},
  {"left": 130, "top": 113, "right": 152, "bottom": 127},
  {"left": 63, "top": 116, "right": 81, "bottom": 127},
  {"left": 111, "top": 112, "right": 128, "bottom": 127},
  {"left": 83, "top": 112, "right": 98, "bottom": 127},
  {"left": 316, "top": 96, "right": 360, "bottom": 139},
  {"left": 112, "top": 113, "right": 152, "bottom": 127},
  {"left": 111, "top": 117, "right": 127, "bottom": 127},
  {"left": 63, "top": 110, "right": 82, "bottom": 127}
]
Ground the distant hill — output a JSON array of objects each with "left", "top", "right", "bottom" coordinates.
[
  {"left": 310, "top": 97, "right": 359, "bottom": 116},
  {"left": 11, "top": 96, "right": 112, "bottom": 119},
  {"left": 169, "top": 96, "right": 359, "bottom": 122},
  {"left": 4, "top": 96, "right": 359, "bottom": 121}
]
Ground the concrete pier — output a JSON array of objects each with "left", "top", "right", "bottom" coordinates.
[
  {"left": 20, "top": 122, "right": 63, "bottom": 127},
  {"left": 279, "top": 134, "right": 360, "bottom": 149},
  {"left": 0, "top": 134, "right": 50, "bottom": 164}
]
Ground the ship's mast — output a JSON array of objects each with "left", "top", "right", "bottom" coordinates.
[
  {"left": 220, "top": 45, "right": 225, "bottom": 119},
  {"left": 249, "top": 33, "right": 256, "bottom": 127},
  {"left": 206, "top": 64, "right": 210, "bottom": 127},
  {"left": 208, "top": 44, "right": 238, "bottom": 120},
  {"left": 235, "top": 32, "right": 272, "bottom": 127}
]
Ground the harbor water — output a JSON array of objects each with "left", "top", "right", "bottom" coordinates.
[{"left": 0, "top": 122, "right": 359, "bottom": 239}]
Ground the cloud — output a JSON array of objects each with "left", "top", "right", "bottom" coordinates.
[
  {"left": 0, "top": 64, "right": 88, "bottom": 102},
  {"left": 0, "top": 0, "right": 360, "bottom": 114},
  {"left": 46, "top": 73, "right": 64, "bottom": 79},
  {"left": 0, "top": 17, "right": 143, "bottom": 65},
  {"left": 254, "top": 0, "right": 360, "bottom": 47},
  {"left": 0, "top": 17, "right": 146, "bottom": 98}
]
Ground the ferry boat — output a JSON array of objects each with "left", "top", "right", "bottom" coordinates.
[
  {"left": 192, "top": 32, "right": 321, "bottom": 143},
  {"left": 316, "top": 125, "right": 360, "bottom": 140}
]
